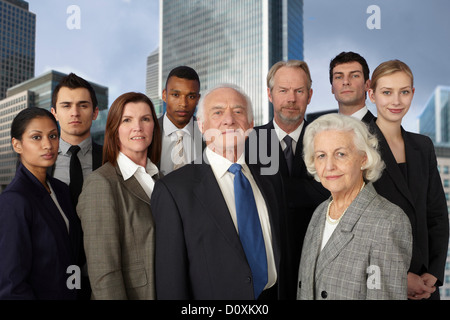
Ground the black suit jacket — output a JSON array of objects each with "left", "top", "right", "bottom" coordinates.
[
  {"left": 0, "top": 163, "right": 82, "bottom": 299},
  {"left": 369, "top": 120, "right": 449, "bottom": 287},
  {"left": 151, "top": 160, "right": 288, "bottom": 300},
  {"left": 361, "top": 109, "right": 375, "bottom": 124},
  {"left": 246, "top": 120, "right": 330, "bottom": 299}
]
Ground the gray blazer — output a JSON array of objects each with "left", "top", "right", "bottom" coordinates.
[
  {"left": 77, "top": 162, "right": 161, "bottom": 300},
  {"left": 297, "top": 183, "right": 412, "bottom": 300}
]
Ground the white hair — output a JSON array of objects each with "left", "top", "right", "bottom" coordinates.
[
  {"left": 196, "top": 83, "right": 254, "bottom": 123},
  {"left": 303, "top": 113, "right": 385, "bottom": 183}
]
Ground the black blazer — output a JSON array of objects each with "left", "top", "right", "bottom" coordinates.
[
  {"left": 361, "top": 109, "right": 376, "bottom": 124},
  {"left": 151, "top": 161, "right": 288, "bottom": 300},
  {"left": 0, "top": 163, "right": 82, "bottom": 299},
  {"left": 369, "top": 120, "right": 449, "bottom": 286},
  {"left": 246, "top": 120, "right": 330, "bottom": 299}
]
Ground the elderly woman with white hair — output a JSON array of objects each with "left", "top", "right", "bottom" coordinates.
[{"left": 297, "top": 113, "right": 412, "bottom": 300}]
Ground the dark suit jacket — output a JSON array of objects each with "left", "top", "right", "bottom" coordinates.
[
  {"left": 247, "top": 120, "right": 330, "bottom": 299},
  {"left": 369, "top": 120, "right": 449, "bottom": 287},
  {"left": 0, "top": 163, "right": 82, "bottom": 299},
  {"left": 361, "top": 109, "right": 375, "bottom": 124},
  {"left": 151, "top": 160, "right": 288, "bottom": 300}
]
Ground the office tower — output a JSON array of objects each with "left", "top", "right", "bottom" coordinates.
[
  {"left": 418, "top": 86, "right": 450, "bottom": 144},
  {"left": 146, "top": 47, "right": 164, "bottom": 117},
  {"left": 435, "top": 146, "right": 450, "bottom": 300},
  {"left": 159, "top": 0, "right": 304, "bottom": 125},
  {"left": 0, "top": 0, "right": 35, "bottom": 100},
  {"left": 0, "top": 70, "right": 108, "bottom": 191}
]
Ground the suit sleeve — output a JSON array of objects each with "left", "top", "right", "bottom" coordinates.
[
  {"left": 367, "top": 208, "right": 412, "bottom": 300},
  {"left": 0, "top": 193, "right": 35, "bottom": 299},
  {"left": 425, "top": 140, "right": 449, "bottom": 284},
  {"left": 151, "top": 179, "right": 191, "bottom": 299},
  {"left": 77, "top": 173, "right": 127, "bottom": 299}
]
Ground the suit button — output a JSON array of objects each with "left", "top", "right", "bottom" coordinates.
[
  {"left": 321, "top": 291, "right": 328, "bottom": 299},
  {"left": 246, "top": 277, "right": 252, "bottom": 283}
]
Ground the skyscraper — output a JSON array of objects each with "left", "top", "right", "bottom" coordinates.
[
  {"left": 146, "top": 47, "right": 164, "bottom": 117},
  {"left": 0, "top": 0, "right": 35, "bottom": 100},
  {"left": 159, "top": 0, "right": 304, "bottom": 125},
  {"left": 418, "top": 86, "right": 450, "bottom": 144}
]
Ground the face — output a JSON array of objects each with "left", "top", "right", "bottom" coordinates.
[
  {"left": 268, "top": 66, "right": 312, "bottom": 127},
  {"left": 331, "top": 61, "right": 370, "bottom": 110},
  {"left": 313, "top": 130, "right": 366, "bottom": 198},
  {"left": 199, "top": 87, "right": 253, "bottom": 155},
  {"left": 368, "top": 71, "right": 414, "bottom": 125},
  {"left": 162, "top": 76, "right": 200, "bottom": 129},
  {"left": 12, "top": 117, "right": 59, "bottom": 176},
  {"left": 51, "top": 87, "right": 99, "bottom": 142},
  {"left": 118, "top": 102, "right": 155, "bottom": 164}
]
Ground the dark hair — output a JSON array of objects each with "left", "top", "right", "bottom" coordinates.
[
  {"left": 103, "top": 92, "right": 161, "bottom": 166},
  {"left": 164, "top": 66, "right": 200, "bottom": 90},
  {"left": 11, "top": 107, "right": 58, "bottom": 142},
  {"left": 329, "top": 52, "right": 370, "bottom": 84},
  {"left": 52, "top": 73, "right": 98, "bottom": 109}
]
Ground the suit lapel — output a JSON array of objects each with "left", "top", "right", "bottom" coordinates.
[
  {"left": 114, "top": 165, "right": 151, "bottom": 205},
  {"left": 403, "top": 129, "right": 422, "bottom": 209},
  {"left": 192, "top": 164, "right": 247, "bottom": 260},
  {"left": 372, "top": 123, "right": 415, "bottom": 207},
  {"left": 314, "top": 184, "right": 377, "bottom": 279}
]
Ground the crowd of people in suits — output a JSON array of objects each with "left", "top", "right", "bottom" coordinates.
[{"left": 0, "top": 51, "right": 448, "bottom": 300}]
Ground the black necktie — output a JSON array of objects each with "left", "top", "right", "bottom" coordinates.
[
  {"left": 69, "top": 145, "right": 83, "bottom": 207},
  {"left": 283, "top": 135, "right": 294, "bottom": 175}
]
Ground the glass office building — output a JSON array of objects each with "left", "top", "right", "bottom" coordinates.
[
  {"left": 0, "top": 0, "right": 35, "bottom": 100},
  {"left": 418, "top": 86, "right": 450, "bottom": 144},
  {"left": 159, "top": 0, "right": 304, "bottom": 125}
]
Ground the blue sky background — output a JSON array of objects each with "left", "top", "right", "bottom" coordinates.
[{"left": 28, "top": 0, "right": 450, "bottom": 133}]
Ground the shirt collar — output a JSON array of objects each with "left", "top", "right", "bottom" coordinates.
[
  {"left": 59, "top": 137, "right": 92, "bottom": 156},
  {"left": 163, "top": 113, "right": 194, "bottom": 138},
  {"left": 117, "top": 152, "right": 159, "bottom": 180},
  {"left": 273, "top": 119, "right": 304, "bottom": 143},
  {"left": 205, "top": 147, "right": 247, "bottom": 179},
  {"left": 341, "top": 105, "right": 368, "bottom": 121}
]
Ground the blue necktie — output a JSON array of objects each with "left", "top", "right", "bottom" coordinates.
[{"left": 228, "top": 163, "right": 268, "bottom": 298}]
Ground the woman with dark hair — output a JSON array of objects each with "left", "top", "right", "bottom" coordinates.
[
  {"left": 77, "top": 92, "right": 162, "bottom": 299},
  {"left": 0, "top": 107, "right": 82, "bottom": 299}
]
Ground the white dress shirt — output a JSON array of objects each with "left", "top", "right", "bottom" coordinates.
[
  {"left": 160, "top": 114, "right": 195, "bottom": 175},
  {"left": 273, "top": 119, "right": 304, "bottom": 154},
  {"left": 205, "top": 147, "right": 277, "bottom": 289},
  {"left": 345, "top": 105, "right": 369, "bottom": 121},
  {"left": 117, "top": 152, "right": 159, "bottom": 199}
]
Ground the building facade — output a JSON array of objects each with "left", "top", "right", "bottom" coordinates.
[
  {"left": 0, "top": 0, "right": 35, "bottom": 100},
  {"left": 146, "top": 47, "right": 164, "bottom": 117},
  {"left": 435, "top": 145, "right": 450, "bottom": 299},
  {"left": 158, "top": 0, "right": 304, "bottom": 126},
  {"left": 418, "top": 86, "right": 450, "bottom": 144},
  {"left": 0, "top": 70, "right": 108, "bottom": 191}
]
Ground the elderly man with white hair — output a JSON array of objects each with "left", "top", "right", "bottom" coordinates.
[{"left": 151, "top": 84, "right": 289, "bottom": 300}]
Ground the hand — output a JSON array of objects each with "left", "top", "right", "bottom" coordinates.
[
  {"left": 421, "top": 273, "right": 437, "bottom": 288},
  {"left": 407, "top": 272, "right": 436, "bottom": 300}
]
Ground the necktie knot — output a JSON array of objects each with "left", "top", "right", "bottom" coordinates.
[
  {"left": 228, "top": 163, "right": 242, "bottom": 175},
  {"left": 69, "top": 145, "right": 81, "bottom": 156},
  {"left": 283, "top": 135, "right": 293, "bottom": 147}
]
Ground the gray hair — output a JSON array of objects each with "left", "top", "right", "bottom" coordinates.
[
  {"left": 196, "top": 83, "right": 254, "bottom": 123},
  {"left": 303, "top": 113, "right": 385, "bottom": 183},
  {"left": 267, "top": 60, "right": 312, "bottom": 92}
]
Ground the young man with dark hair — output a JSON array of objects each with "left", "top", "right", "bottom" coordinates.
[
  {"left": 329, "top": 51, "right": 375, "bottom": 123},
  {"left": 158, "top": 66, "right": 203, "bottom": 175}
]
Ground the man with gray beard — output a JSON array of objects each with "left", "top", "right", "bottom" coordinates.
[{"left": 247, "top": 60, "right": 330, "bottom": 299}]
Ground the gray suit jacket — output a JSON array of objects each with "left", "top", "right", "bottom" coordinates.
[
  {"left": 297, "top": 183, "right": 412, "bottom": 300},
  {"left": 77, "top": 162, "right": 161, "bottom": 300}
]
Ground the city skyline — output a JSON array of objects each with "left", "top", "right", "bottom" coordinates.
[{"left": 28, "top": 0, "right": 450, "bottom": 133}]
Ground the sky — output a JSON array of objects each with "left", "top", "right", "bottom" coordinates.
[{"left": 28, "top": 0, "right": 450, "bottom": 133}]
